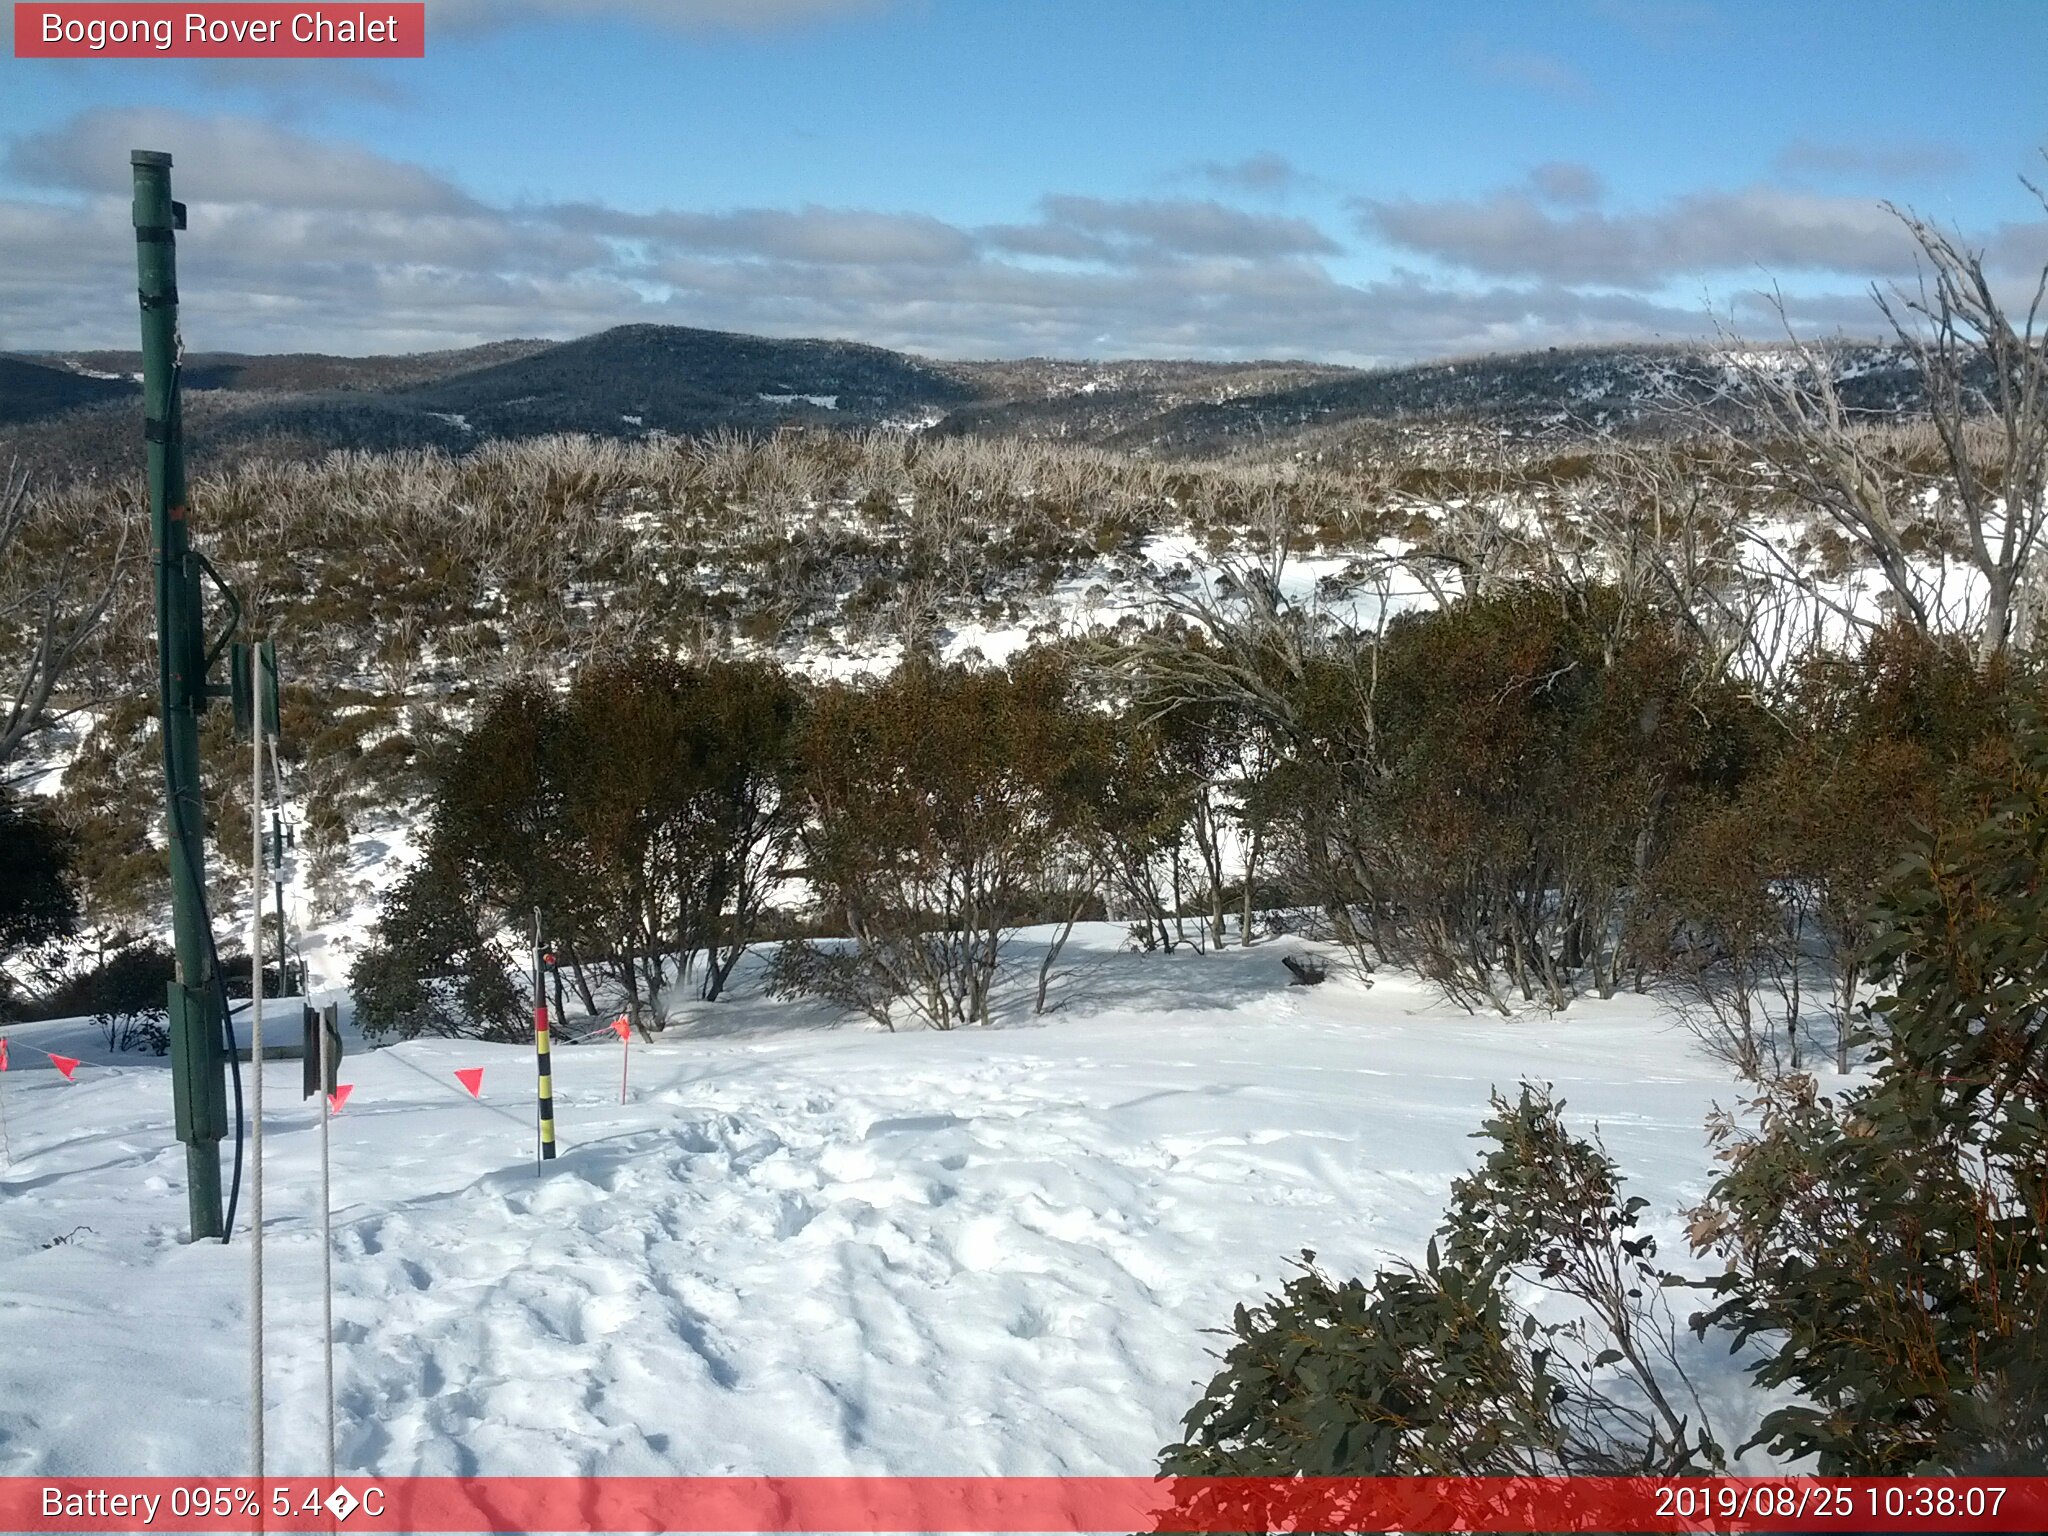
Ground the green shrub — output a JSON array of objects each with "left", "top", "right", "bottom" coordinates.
[
  {"left": 0, "top": 789, "right": 78, "bottom": 979},
  {"left": 1165, "top": 1086, "right": 1721, "bottom": 1480},
  {"left": 1688, "top": 715, "right": 2048, "bottom": 1472},
  {"left": 88, "top": 942, "right": 174, "bottom": 1053},
  {"left": 348, "top": 851, "right": 525, "bottom": 1042}
]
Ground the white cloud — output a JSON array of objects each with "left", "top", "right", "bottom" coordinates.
[
  {"left": 1775, "top": 138, "right": 1971, "bottom": 183},
  {"left": 563, "top": 204, "right": 977, "bottom": 266},
  {"left": 6, "top": 108, "right": 479, "bottom": 214},
  {"left": 1192, "top": 152, "right": 1301, "bottom": 197},
  {"left": 1357, "top": 183, "right": 1929, "bottom": 287},
  {"left": 0, "top": 110, "right": 1964, "bottom": 363},
  {"left": 985, "top": 195, "right": 1341, "bottom": 262},
  {"left": 1527, "top": 162, "right": 1603, "bottom": 208}
]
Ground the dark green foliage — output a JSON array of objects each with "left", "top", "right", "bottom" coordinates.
[
  {"left": 85, "top": 942, "right": 173, "bottom": 1053},
  {"left": 570, "top": 653, "right": 803, "bottom": 1004},
  {"left": 403, "top": 325, "right": 975, "bottom": 439},
  {"left": 1271, "top": 584, "right": 1754, "bottom": 1011},
  {"left": 1634, "top": 623, "right": 2033, "bottom": 1076},
  {"left": 0, "top": 354, "right": 134, "bottom": 427},
  {"left": 0, "top": 788, "right": 78, "bottom": 959},
  {"left": 352, "top": 654, "right": 804, "bottom": 1036},
  {"left": 1166, "top": 1086, "right": 1720, "bottom": 1481},
  {"left": 217, "top": 950, "right": 298, "bottom": 1000},
  {"left": 350, "top": 849, "right": 525, "bottom": 1042},
  {"left": 785, "top": 658, "right": 1085, "bottom": 1028},
  {"left": 1442, "top": 1088, "right": 1720, "bottom": 1472},
  {"left": 1163, "top": 1254, "right": 1565, "bottom": 1478},
  {"left": 761, "top": 938, "right": 899, "bottom": 1025},
  {"left": 19, "top": 939, "right": 174, "bottom": 1054},
  {"left": 1689, "top": 716, "right": 2048, "bottom": 1473},
  {"left": 1057, "top": 699, "right": 1204, "bottom": 955}
]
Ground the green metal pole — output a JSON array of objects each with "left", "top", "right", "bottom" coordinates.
[{"left": 134, "top": 149, "right": 227, "bottom": 1243}]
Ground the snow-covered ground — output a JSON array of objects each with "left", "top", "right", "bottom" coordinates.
[{"left": 0, "top": 926, "right": 1771, "bottom": 1478}]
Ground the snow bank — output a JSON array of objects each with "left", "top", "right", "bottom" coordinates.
[{"left": 0, "top": 927, "right": 1766, "bottom": 1477}]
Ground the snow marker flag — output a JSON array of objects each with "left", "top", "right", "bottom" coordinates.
[
  {"left": 49, "top": 1054, "right": 79, "bottom": 1081},
  {"left": 455, "top": 1067, "right": 485, "bottom": 1099},
  {"left": 0, "top": 1037, "right": 8, "bottom": 1070},
  {"left": 610, "top": 1017, "right": 631, "bottom": 1041},
  {"left": 329, "top": 1085, "right": 354, "bottom": 1113}
]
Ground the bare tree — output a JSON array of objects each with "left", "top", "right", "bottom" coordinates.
[
  {"left": 1733, "top": 183, "right": 2048, "bottom": 662},
  {"left": 1878, "top": 196, "right": 2048, "bottom": 656},
  {"left": 0, "top": 462, "right": 132, "bottom": 774},
  {"left": 1552, "top": 444, "right": 1831, "bottom": 697}
]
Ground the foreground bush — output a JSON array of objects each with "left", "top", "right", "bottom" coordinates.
[
  {"left": 1688, "top": 716, "right": 2048, "bottom": 1473},
  {"left": 22, "top": 939, "right": 173, "bottom": 1052},
  {"left": 1167, "top": 720, "right": 2048, "bottom": 1480},
  {"left": 1164, "top": 1087, "right": 1721, "bottom": 1478}
]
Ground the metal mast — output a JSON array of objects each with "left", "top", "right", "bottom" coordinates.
[{"left": 135, "top": 149, "right": 232, "bottom": 1242}]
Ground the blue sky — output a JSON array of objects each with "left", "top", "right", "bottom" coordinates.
[{"left": 2, "top": 0, "right": 2045, "bottom": 361}]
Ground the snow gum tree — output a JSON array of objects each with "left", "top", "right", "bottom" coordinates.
[
  {"left": 1632, "top": 625, "right": 2029, "bottom": 1078},
  {"left": 350, "top": 655, "right": 803, "bottom": 1038},
  {"left": 780, "top": 658, "right": 1086, "bottom": 1029},
  {"left": 1256, "top": 585, "right": 1746, "bottom": 1011}
]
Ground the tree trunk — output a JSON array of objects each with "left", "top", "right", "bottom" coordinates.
[
  {"left": 1036, "top": 890, "right": 1087, "bottom": 1014},
  {"left": 1240, "top": 824, "right": 1262, "bottom": 947}
]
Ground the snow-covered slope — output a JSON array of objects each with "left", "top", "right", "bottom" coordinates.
[{"left": 0, "top": 926, "right": 1770, "bottom": 1478}]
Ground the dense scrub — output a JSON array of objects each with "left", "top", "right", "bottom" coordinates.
[
  {"left": 5, "top": 405, "right": 2015, "bottom": 979},
  {"left": 352, "top": 656, "right": 802, "bottom": 1040},
  {"left": 1165, "top": 1087, "right": 1720, "bottom": 1480},
  {"left": 1166, "top": 721, "right": 2048, "bottom": 1477},
  {"left": 345, "top": 589, "right": 2040, "bottom": 1059}
]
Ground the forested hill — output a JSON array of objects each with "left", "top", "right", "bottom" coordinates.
[{"left": 2, "top": 325, "right": 1915, "bottom": 481}]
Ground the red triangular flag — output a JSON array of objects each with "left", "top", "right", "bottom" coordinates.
[
  {"left": 0, "top": 1037, "right": 9, "bottom": 1070},
  {"left": 49, "top": 1054, "right": 79, "bottom": 1081},
  {"left": 329, "top": 1084, "right": 354, "bottom": 1113},
  {"left": 454, "top": 1067, "right": 485, "bottom": 1099},
  {"left": 610, "top": 1016, "right": 632, "bottom": 1041}
]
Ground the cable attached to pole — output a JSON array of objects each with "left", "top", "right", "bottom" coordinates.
[
  {"left": 319, "top": 999, "right": 336, "bottom": 1483},
  {"left": 164, "top": 724, "right": 245, "bottom": 1246},
  {"left": 248, "top": 642, "right": 266, "bottom": 1482},
  {"left": 147, "top": 342, "right": 247, "bottom": 1247},
  {"left": 217, "top": 935, "right": 246, "bottom": 1243}
]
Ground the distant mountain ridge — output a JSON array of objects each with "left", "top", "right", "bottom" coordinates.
[
  {"left": 51, "top": 338, "right": 558, "bottom": 395},
  {"left": 1, "top": 324, "right": 1916, "bottom": 481},
  {"left": 402, "top": 323, "right": 978, "bottom": 438},
  {"left": 0, "top": 354, "right": 137, "bottom": 427}
]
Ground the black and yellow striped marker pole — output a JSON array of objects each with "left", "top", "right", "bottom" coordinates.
[{"left": 532, "top": 908, "right": 558, "bottom": 1167}]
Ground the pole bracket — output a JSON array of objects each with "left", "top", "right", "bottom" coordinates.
[{"left": 169, "top": 980, "right": 228, "bottom": 1145}]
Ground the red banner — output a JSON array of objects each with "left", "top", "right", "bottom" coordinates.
[
  {"left": 13, "top": 5, "right": 425, "bottom": 58},
  {"left": 5, "top": 1476, "right": 2045, "bottom": 1533}
]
